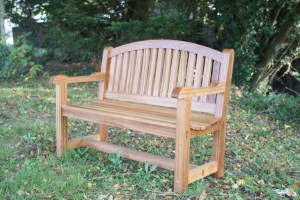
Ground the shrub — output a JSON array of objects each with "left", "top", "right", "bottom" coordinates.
[
  {"left": 0, "top": 34, "right": 45, "bottom": 79},
  {"left": 240, "top": 91, "right": 300, "bottom": 125}
]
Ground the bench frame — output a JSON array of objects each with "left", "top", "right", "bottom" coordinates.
[{"left": 50, "top": 40, "right": 234, "bottom": 193}]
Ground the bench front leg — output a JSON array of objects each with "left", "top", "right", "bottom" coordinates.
[
  {"left": 174, "top": 97, "right": 192, "bottom": 193},
  {"left": 56, "top": 83, "right": 68, "bottom": 156}
]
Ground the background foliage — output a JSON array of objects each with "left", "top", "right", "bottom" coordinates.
[{"left": 1, "top": 0, "right": 300, "bottom": 92}]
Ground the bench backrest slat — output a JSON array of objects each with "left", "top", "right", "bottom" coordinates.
[{"left": 100, "top": 40, "right": 233, "bottom": 116}]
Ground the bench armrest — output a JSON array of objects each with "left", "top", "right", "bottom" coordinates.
[
  {"left": 171, "top": 82, "right": 226, "bottom": 99},
  {"left": 49, "top": 72, "right": 106, "bottom": 85}
]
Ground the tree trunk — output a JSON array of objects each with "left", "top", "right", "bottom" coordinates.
[
  {"left": 0, "top": 0, "right": 5, "bottom": 41},
  {"left": 125, "top": 0, "right": 155, "bottom": 21},
  {"left": 250, "top": 2, "right": 300, "bottom": 91}
]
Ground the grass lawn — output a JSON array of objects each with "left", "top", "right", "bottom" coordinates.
[{"left": 0, "top": 78, "right": 299, "bottom": 199}]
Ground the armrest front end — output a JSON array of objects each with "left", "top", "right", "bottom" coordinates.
[{"left": 171, "top": 82, "right": 226, "bottom": 99}]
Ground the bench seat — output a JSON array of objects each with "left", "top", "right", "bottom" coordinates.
[{"left": 62, "top": 99, "right": 220, "bottom": 138}]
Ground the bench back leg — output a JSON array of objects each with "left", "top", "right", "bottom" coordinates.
[
  {"left": 56, "top": 84, "right": 68, "bottom": 156},
  {"left": 174, "top": 98, "right": 191, "bottom": 193},
  {"left": 212, "top": 124, "right": 226, "bottom": 178},
  {"left": 97, "top": 124, "right": 108, "bottom": 142}
]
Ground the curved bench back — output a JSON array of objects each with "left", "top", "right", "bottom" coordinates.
[{"left": 99, "top": 40, "right": 234, "bottom": 116}]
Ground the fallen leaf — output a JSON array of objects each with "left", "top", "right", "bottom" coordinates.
[
  {"left": 114, "top": 184, "right": 120, "bottom": 190},
  {"left": 287, "top": 188, "right": 296, "bottom": 197},
  {"left": 236, "top": 179, "right": 245, "bottom": 186},
  {"left": 231, "top": 184, "right": 239, "bottom": 189},
  {"left": 221, "top": 184, "right": 230, "bottom": 189},
  {"left": 199, "top": 190, "right": 207, "bottom": 200},
  {"left": 96, "top": 195, "right": 108, "bottom": 200}
]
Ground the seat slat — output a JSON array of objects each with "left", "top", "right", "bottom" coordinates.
[
  {"left": 83, "top": 103, "right": 216, "bottom": 130},
  {"left": 92, "top": 100, "right": 219, "bottom": 124},
  {"left": 62, "top": 105, "right": 176, "bottom": 138}
]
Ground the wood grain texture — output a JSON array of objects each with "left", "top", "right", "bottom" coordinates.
[
  {"left": 186, "top": 53, "right": 196, "bottom": 87},
  {"left": 50, "top": 72, "right": 106, "bottom": 85},
  {"left": 146, "top": 49, "right": 157, "bottom": 95},
  {"left": 105, "top": 91, "right": 216, "bottom": 114},
  {"left": 56, "top": 84, "right": 68, "bottom": 156},
  {"left": 171, "top": 83, "right": 225, "bottom": 99},
  {"left": 167, "top": 49, "right": 180, "bottom": 97},
  {"left": 200, "top": 58, "right": 213, "bottom": 103},
  {"left": 212, "top": 49, "right": 234, "bottom": 178},
  {"left": 120, "top": 52, "right": 129, "bottom": 92},
  {"left": 113, "top": 54, "right": 123, "bottom": 91},
  {"left": 132, "top": 49, "right": 143, "bottom": 94},
  {"left": 177, "top": 51, "right": 188, "bottom": 87},
  {"left": 126, "top": 51, "right": 136, "bottom": 93},
  {"left": 174, "top": 97, "right": 191, "bottom": 193},
  {"left": 139, "top": 49, "right": 150, "bottom": 95},
  {"left": 161, "top": 49, "right": 172, "bottom": 97},
  {"left": 110, "top": 40, "right": 223, "bottom": 62},
  {"left": 108, "top": 56, "right": 117, "bottom": 91},
  {"left": 188, "top": 161, "right": 218, "bottom": 183},
  {"left": 98, "top": 47, "right": 112, "bottom": 100},
  {"left": 153, "top": 49, "right": 165, "bottom": 96}
]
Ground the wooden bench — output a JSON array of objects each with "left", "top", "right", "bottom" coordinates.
[{"left": 50, "top": 40, "right": 234, "bottom": 193}]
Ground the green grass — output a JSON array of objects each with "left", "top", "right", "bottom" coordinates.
[{"left": 0, "top": 78, "right": 299, "bottom": 199}]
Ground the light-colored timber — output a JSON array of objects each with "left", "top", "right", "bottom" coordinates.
[{"left": 50, "top": 40, "right": 234, "bottom": 194}]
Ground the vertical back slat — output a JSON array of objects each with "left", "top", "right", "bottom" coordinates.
[
  {"left": 126, "top": 51, "right": 136, "bottom": 93},
  {"left": 132, "top": 50, "right": 143, "bottom": 94},
  {"left": 108, "top": 56, "right": 117, "bottom": 91},
  {"left": 192, "top": 55, "right": 204, "bottom": 102},
  {"left": 200, "top": 58, "right": 213, "bottom": 102},
  {"left": 120, "top": 52, "right": 129, "bottom": 92},
  {"left": 113, "top": 54, "right": 123, "bottom": 91},
  {"left": 146, "top": 49, "right": 158, "bottom": 95},
  {"left": 185, "top": 53, "right": 196, "bottom": 87},
  {"left": 160, "top": 49, "right": 173, "bottom": 97},
  {"left": 178, "top": 51, "right": 188, "bottom": 87},
  {"left": 208, "top": 61, "right": 221, "bottom": 103},
  {"left": 139, "top": 49, "right": 150, "bottom": 95},
  {"left": 167, "top": 50, "right": 180, "bottom": 97},
  {"left": 153, "top": 49, "right": 165, "bottom": 96}
]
